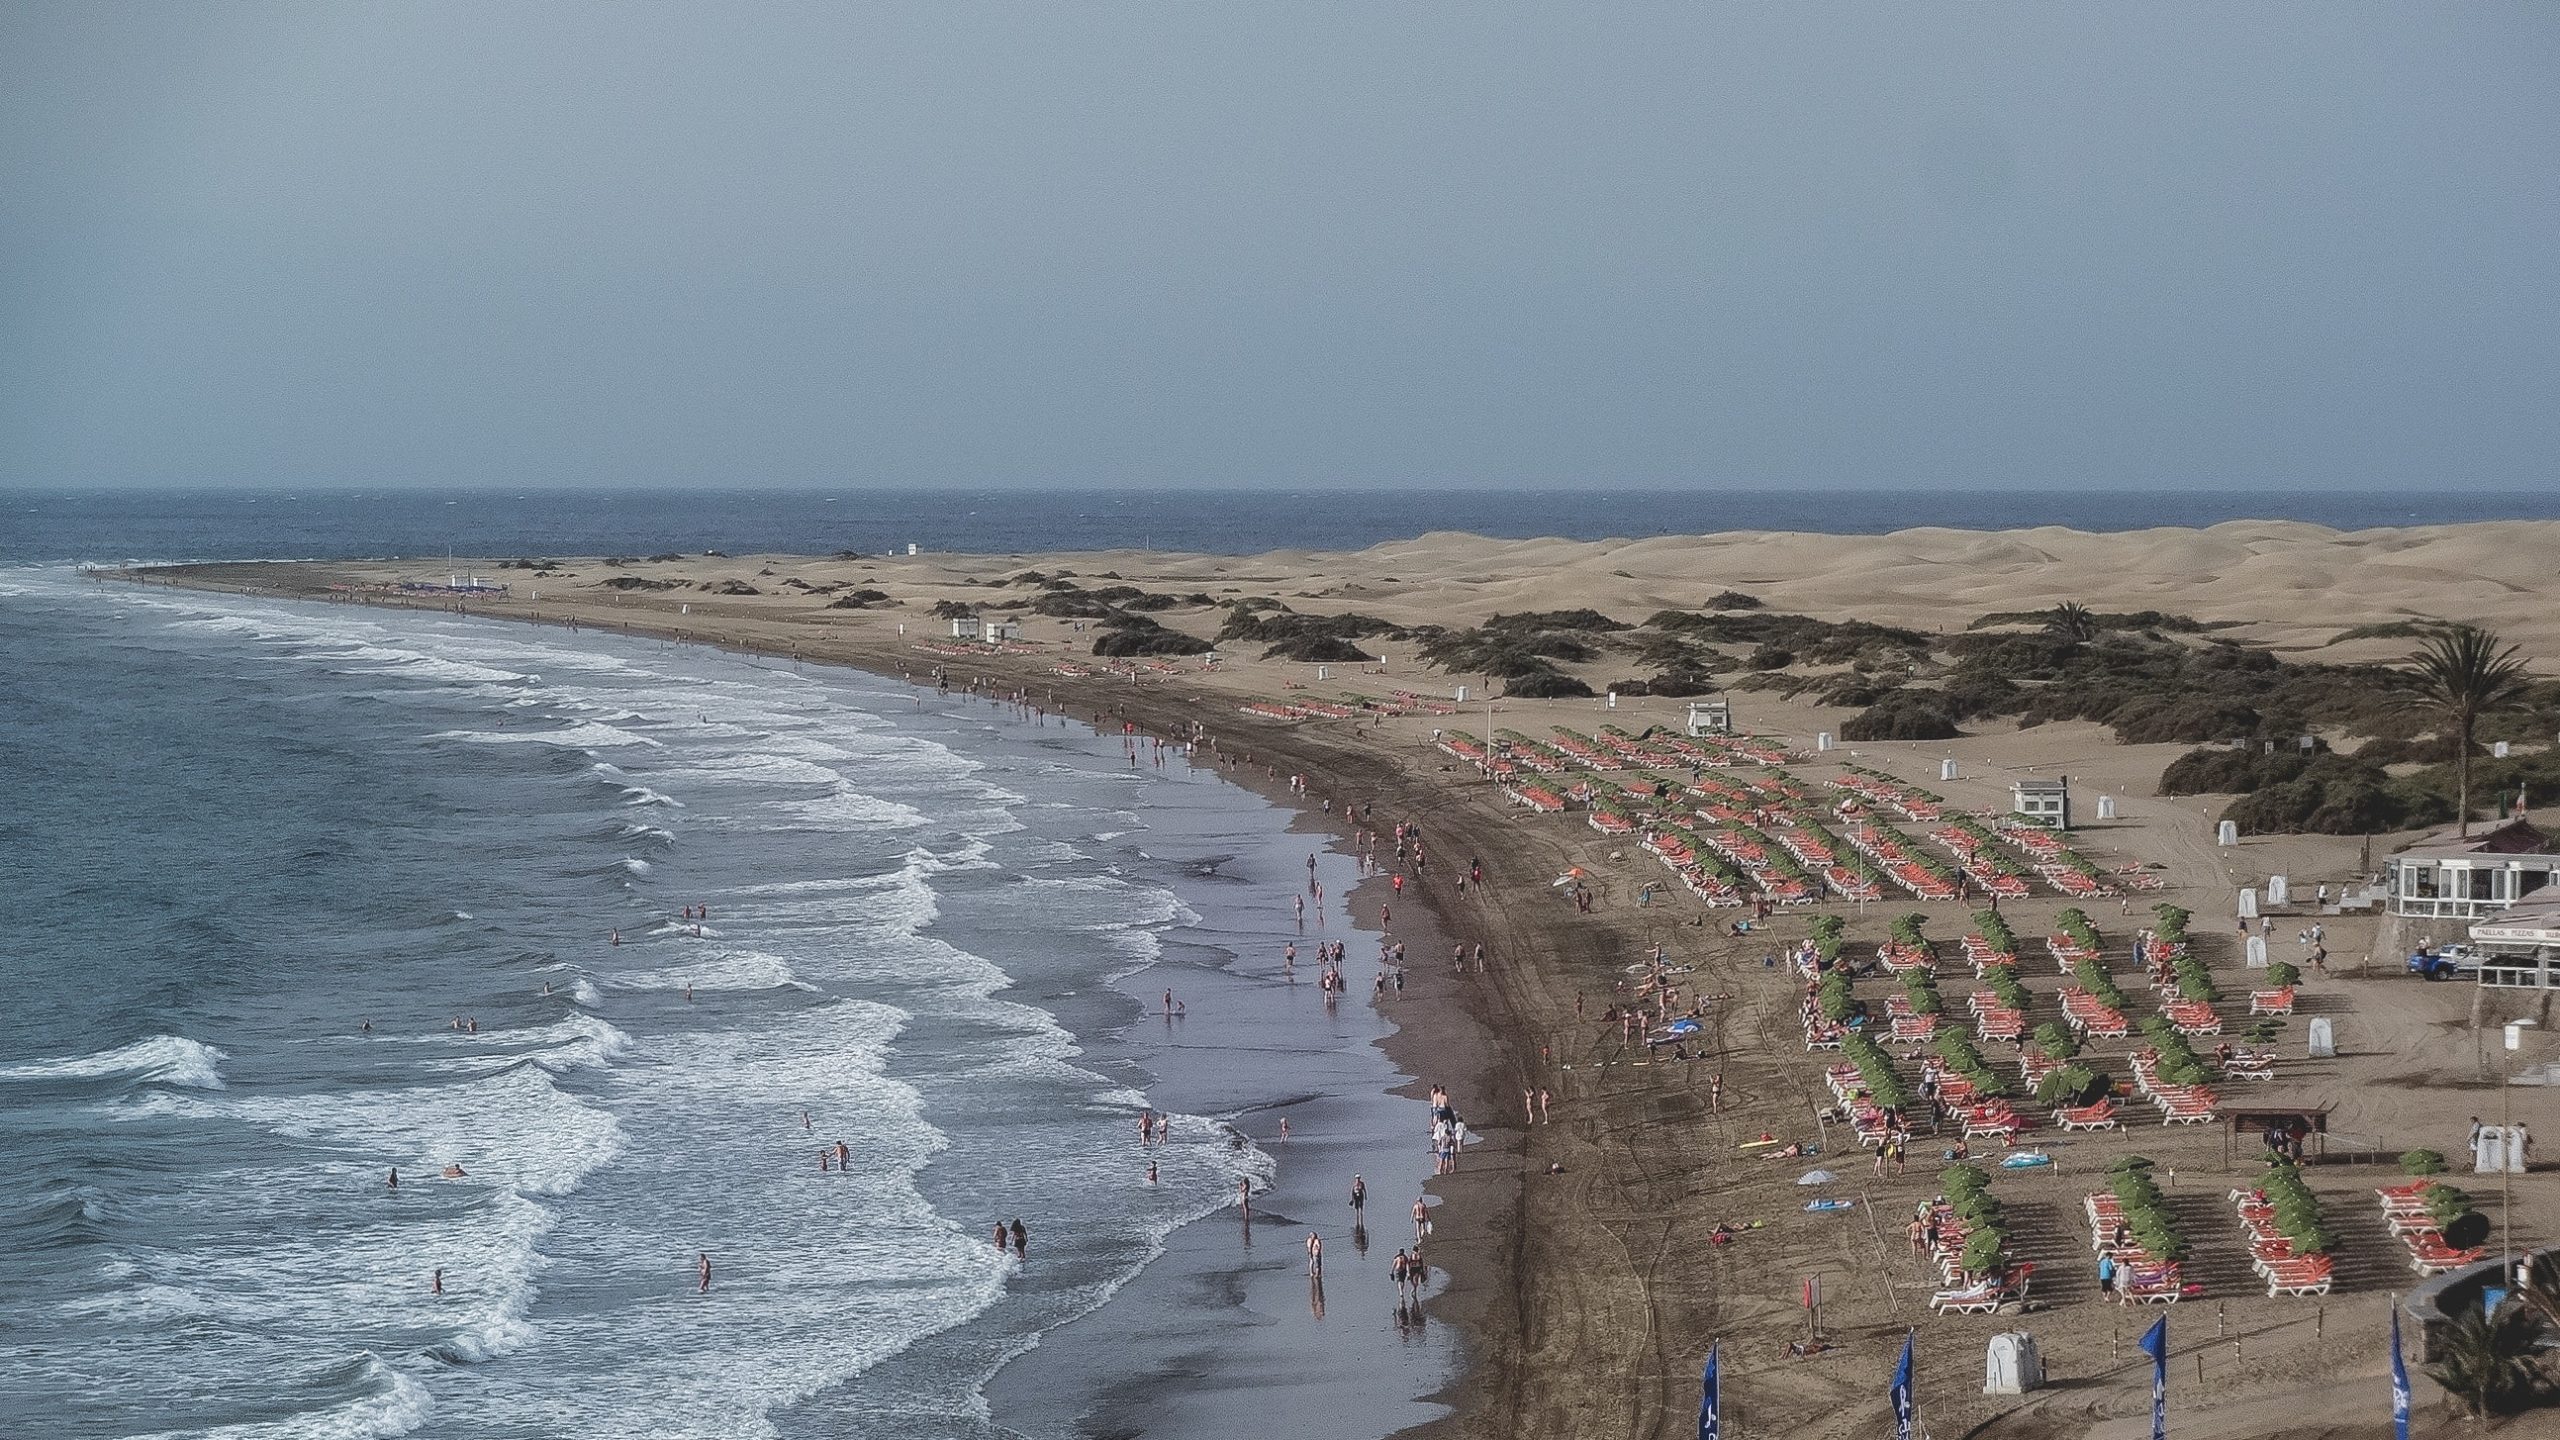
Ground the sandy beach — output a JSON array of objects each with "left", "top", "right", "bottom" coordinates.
[{"left": 116, "top": 519, "right": 2560, "bottom": 1438}]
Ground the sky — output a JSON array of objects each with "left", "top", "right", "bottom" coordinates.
[{"left": 2, "top": 4, "right": 2554, "bottom": 493}]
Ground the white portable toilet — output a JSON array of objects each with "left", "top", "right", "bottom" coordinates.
[
  {"left": 1816, "top": 732, "right": 1834, "bottom": 752},
  {"left": 907, "top": 543, "right": 920, "bottom": 556},
  {"left": 681, "top": 604, "right": 691, "bottom": 616},
  {"left": 2246, "top": 935, "right": 2269, "bottom": 968},
  {"left": 2476, "top": 1126, "right": 2528, "bottom": 1175},
  {"left": 1316, "top": 666, "right": 1331, "bottom": 681},
  {"left": 1984, "top": 1332, "right": 2045, "bottom": 1395},
  {"left": 2217, "top": 820, "right": 2240, "bottom": 847},
  {"left": 1606, "top": 691, "right": 1619, "bottom": 710},
  {"left": 2306, "top": 1016, "right": 2336, "bottom": 1059},
  {"left": 2496, "top": 741, "right": 2513, "bottom": 759},
  {"left": 2238, "top": 888, "right": 2259, "bottom": 919},
  {"left": 2268, "top": 875, "right": 2290, "bottom": 906},
  {"left": 1454, "top": 685, "right": 1469, "bottom": 703},
  {"left": 2096, "top": 795, "right": 2118, "bottom": 820},
  {"left": 1940, "top": 757, "right": 1959, "bottom": 782}
]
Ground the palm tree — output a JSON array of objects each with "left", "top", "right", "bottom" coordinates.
[
  {"left": 2044, "top": 603, "right": 2097, "bottom": 644},
  {"left": 2423, "top": 1303, "right": 2551, "bottom": 1418},
  {"left": 2398, "top": 624, "right": 2533, "bottom": 838}
]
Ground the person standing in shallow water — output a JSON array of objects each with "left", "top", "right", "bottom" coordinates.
[{"left": 1010, "top": 1219, "right": 1028, "bottom": 1258}]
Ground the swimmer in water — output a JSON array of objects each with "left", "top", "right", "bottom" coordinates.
[
  {"left": 388, "top": 1168, "right": 398, "bottom": 1190},
  {"left": 697, "top": 1253, "right": 712, "bottom": 1293},
  {"left": 1146, "top": 1159, "right": 1158, "bottom": 1185},
  {"left": 1010, "top": 1219, "right": 1027, "bottom": 1258},
  {"left": 432, "top": 1268, "right": 442, "bottom": 1295},
  {"left": 610, "top": 930, "right": 621, "bottom": 946},
  {"left": 835, "top": 1140, "right": 849, "bottom": 1169},
  {"left": 442, "top": 1164, "right": 466, "bottom": 1178}
]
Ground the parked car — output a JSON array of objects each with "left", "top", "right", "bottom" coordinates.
[{"left": 2408, "top": 944, "right": 2482, "bottom": 980}]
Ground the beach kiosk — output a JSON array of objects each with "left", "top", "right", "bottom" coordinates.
[
  {"left": 2010, "top": 776, "right": 2070, "bottom": 831},
  {"left": 982, "top": 618, "right": 1023, "bottom": 643},
  {"left": 1686, "top": 697, "right": 1732, "bottom": 737},
  {"left": 2472, "top": 891, "right": 2560, "bottom": 990},
  {"left": 948, "top": 615, "right": 984, "bottom": 641}
]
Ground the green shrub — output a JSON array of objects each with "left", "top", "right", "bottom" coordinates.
[{"left": 2403, "top": 1149, "right": 2448, "bottom": 1176}]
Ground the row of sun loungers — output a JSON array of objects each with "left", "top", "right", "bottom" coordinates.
[
  {"left": 2377, "top": 1183, "right": 2489, "bottom": 1276},
  {"left": 2128, "top": 1050, "right": 2220, "bottom": 1124},
  {"left": 2085, "top": 1194, "right": 2187, "bottom": 1302},
  {"left": 2060, "top": 986, "right": 2129, "bottom": 1040},
  {"left": 2231, "top": 1189, "right": 2336, "bottom": 1297},
  {"left": 2057, "top": 1099, "right": 2122, "bottom": 1131},
  {"left": 1961, "top": 933, "right": 2018, "bottom": 975}
]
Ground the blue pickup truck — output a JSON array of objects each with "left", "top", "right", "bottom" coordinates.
[{"left": 2408, "top": 944, "right": 2482, "bottom": 981}]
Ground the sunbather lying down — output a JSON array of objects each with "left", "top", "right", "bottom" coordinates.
[{"left": 1758, "top": 1142, "right": 1807, "bottom": 1160}]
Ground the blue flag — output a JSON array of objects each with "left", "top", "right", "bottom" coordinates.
[
  {"left": 1698, "top": 1342, "right": 1721, "bottom": 1440},
  {"left": 2391, "top": 1305, "right": 2412, "bottom": 1440},
  {"left": 1891, "top": 1329, "right": 1915, "bottom": 1440},
  {"left": 2140, "top": 1316, "right": 2169, "bottom": 1440}
]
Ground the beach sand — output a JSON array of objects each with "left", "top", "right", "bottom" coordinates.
[{"left": 121, "top": 519, "right": 2560, "bottom": 1438}]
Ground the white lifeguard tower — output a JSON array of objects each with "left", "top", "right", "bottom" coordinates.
[
  {"left": 2011, "top": 776, "right": 2070, "bottom": 830},
  {"left": 1686, "top": 697, "right": 1732, "bottom": 737},
  {"left": 948, "top": 615, "right": 984, "bottom": 641}
]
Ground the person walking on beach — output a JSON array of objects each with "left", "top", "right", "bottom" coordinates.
[
  {"left": 1350, "top": 1174, "right": 1366, "bottom": 1214},
  {"left": 1412, "top": 1197, "right": 1429, "bottom": 1240},
  {"left": 1306, "top": 1230, "right": 1323, "bottom": 1276},
  {"left": 1239, "top": 1178, "right": 1253, "bottom": 1217},
  {"left": 1538, "top": 1088, "right": 1552, "bottom": 1123}
]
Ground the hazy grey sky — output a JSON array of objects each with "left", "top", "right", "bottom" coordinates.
[{"left": 3, "top": 4, "right": 2553, "bottom": 492}]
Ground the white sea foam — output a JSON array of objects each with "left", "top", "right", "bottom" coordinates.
[
  {"left": 569, "top": 979, "right": 606, "bottom": 1008},
  {"left": 143, "top": 1064, "right": 625, "bottom": 1198},
  {"left": 0, "top": 1034, "right": 228, "bottom": 1089},
  {"left": 438, "top": 721, "right": 659, "bottom": 750},
  {"left": 774, "top": 787, "right": 930, "bottom": 832},
  {"left": 660, "top": 751, "right": 843, "bottom": 787},
  {"left": 609, "top": 951, "right": 813, "bottom": 994},
  {"left": 130, "top": 1353, "right": 436, "bottom": 1440}
]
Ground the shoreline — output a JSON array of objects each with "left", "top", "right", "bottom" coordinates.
[
  {"left": 98, "top": 561, "right": 1538, "bottom": 1439},
  {"left": 94, "top": 554, "right": 2560, "bottom": 1439}
]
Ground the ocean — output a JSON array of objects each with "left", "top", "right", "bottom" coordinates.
[
  {"left": 0, "top": 559, "right": 1449, "bottom": 1438},
  {"left": 7, "top": 485, "right": 2558, "bottom": 567}
]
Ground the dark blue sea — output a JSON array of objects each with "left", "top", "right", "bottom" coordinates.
[
  {"left": 0, "top": 521, "right": 1451, "bottom": 1437},
  {"left": 6, "top": 486, "right": 2556, "bottom": 567}
]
